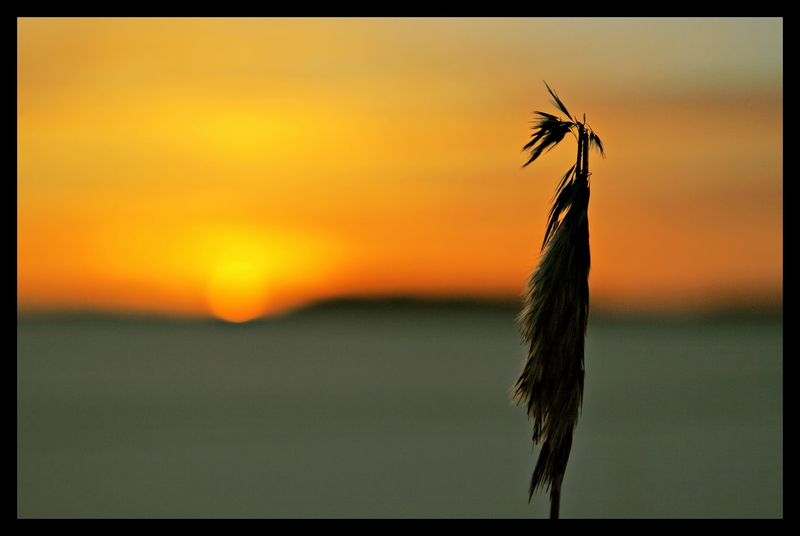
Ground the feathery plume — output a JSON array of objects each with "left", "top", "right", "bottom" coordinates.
[{"left": 514, "top": 82, "right": 603, "bottom": 519}]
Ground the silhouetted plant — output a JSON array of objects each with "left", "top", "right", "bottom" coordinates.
[{"left": 514, "top": 82, "right": 604, "bottom": 519}]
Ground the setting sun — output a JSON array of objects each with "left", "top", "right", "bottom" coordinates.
[
  {"left": 199, "top": 225, "right": 342, "bottom": 321},
  {"left": 207, "top": 261, "right": 269, "bottom": 322}
]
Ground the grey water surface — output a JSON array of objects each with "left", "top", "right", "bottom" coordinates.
[{"left": 17, "top": 302, "right": 782, "bottom": 518}]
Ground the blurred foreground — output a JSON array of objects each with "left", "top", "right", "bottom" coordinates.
[{"left": 17, "top": 300, "right": 782, "bottom": 518}]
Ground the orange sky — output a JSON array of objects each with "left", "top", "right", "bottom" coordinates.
[{"left": 17, "top": 18, "right": 783, "bottom": 321}]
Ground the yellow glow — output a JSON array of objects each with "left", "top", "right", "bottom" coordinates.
[
  {"left": 196, "top": 224, "right": 342, "bottom": 320},
  {"left": 206, "top": 261, "right": 269, "bottom": 322},
  {"left": 17, "top": 215, "right": 346, "bottom": 317}
]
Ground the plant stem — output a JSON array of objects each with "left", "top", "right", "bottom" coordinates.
[{"left": 550, "top": 488, "right": 561, "bottom": 519}]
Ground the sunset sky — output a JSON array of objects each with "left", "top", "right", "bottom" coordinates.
[{"left": 17, "top": 18, "right": 783, "bottom": 321}]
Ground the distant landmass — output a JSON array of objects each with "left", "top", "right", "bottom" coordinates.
[
  {"left": 17, "top": 293, "right": 782, "bottom": 323},
  {"left": 294, "top": 295, "right": 521, "bottom": 314}
]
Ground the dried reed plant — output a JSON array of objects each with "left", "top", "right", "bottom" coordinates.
[{"left": 514, "top": 82, "right": 604, "bottom": 519}]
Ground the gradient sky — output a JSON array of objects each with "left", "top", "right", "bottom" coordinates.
[{"left": 17, "top": 18, "right": 783, "bottom": 321}]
